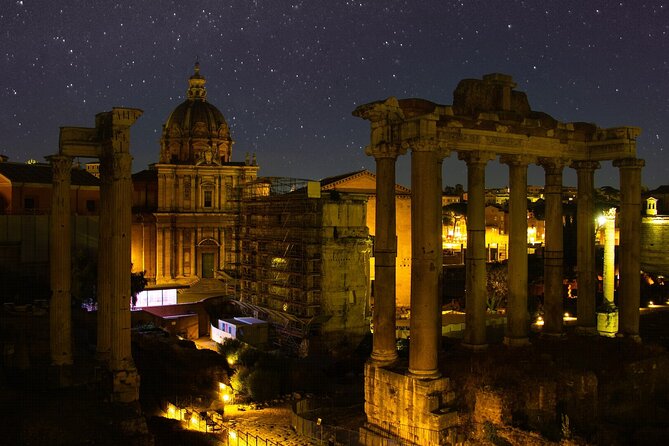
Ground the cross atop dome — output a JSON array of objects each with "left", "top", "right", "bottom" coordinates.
[{"left": 186, "top": 61, "right": 207, "bottom": 101}]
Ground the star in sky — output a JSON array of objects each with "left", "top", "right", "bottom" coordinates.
[{"left": 1, "top": 0, "right": 667, "bottom": 188}]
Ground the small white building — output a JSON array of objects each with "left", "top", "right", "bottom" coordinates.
[{"left": 211, "top": 316, "right": 269, "bottom": 348}]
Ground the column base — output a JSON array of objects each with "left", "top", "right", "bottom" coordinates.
[
  {"left": 111, "top": 367, "right": 141, "bottom": 403},
  {"left": 461, "top": 341, "right": 489, "bottom": 352},
  {"left": 574, "top": 326, "right": 598, "bottom": 336},
  {"left": 503, "top": 336, "right": 530, "bottom": 347},
  {"left": 369, "top": 351, "right": 398, "bottom": 367},
  {"left": 407, "top": 368, "right": 442, "bottom": 380},
  {"left": 364, "top": 363, "right": 458, "bottom": 445}
]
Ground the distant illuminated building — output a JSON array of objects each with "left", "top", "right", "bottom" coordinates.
[{"left": 131, "top": 63, "right": 258, "bottom": 288}]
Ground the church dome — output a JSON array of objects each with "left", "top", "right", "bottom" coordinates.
[{"left": 159, "top": 63, "right": 233, "bottom": 165}]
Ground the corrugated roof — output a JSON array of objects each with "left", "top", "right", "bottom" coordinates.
[{"left": 0, "top": 162, "right": 99, "bottom": 186}]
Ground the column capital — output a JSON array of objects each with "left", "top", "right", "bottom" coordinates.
[
  {"left": 613, "top": 157, "right": 645, "bottom": 169},
  {"left": 47, "top": 155, "right": 73, "bottom": 182},
  {"left": 538, "top": 157, "right": 570, "bottom": 173},
  {"left": 570, "top": 160, "right": 601, "bottom": 171},
  {"left": 458, "top": 150, "right": 495, "bottom": 165},
  {"left": 500, "top": 154, "right": 535, "bottom": 167},
  {"left": 365, "top": 142, "right": 406, "bottom": 159}
]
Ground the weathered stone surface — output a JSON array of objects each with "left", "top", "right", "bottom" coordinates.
[{"left": 364, "top": 363, "right": 458, "bottom": 445}]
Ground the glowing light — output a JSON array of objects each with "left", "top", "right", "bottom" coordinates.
[
  {"left": 223, "top": 393, "right": 231, "bottom": 402},
  {"left": 564, "top": 312, "right": 570, "bottom": 318},
  {"left": 229, "top": 430, "right": 237, "bottom": 440},
  {"left": 649, "top": 301, "right": 655, "bottom": 306}
]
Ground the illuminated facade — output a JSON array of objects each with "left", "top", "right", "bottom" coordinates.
[{"left": 131, "top": 64, "right": 259, "bottom": 287}]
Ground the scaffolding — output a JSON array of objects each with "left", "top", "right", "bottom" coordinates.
[{"left": 237, "top": 177, "right": 325, "bottom": 353}]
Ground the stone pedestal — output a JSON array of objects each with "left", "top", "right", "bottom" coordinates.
[
  {"left": 112, "top": 368, "right": 141, "bottom": 403},
  {"left": 362, "top": 363, "right": 459, "bottom": 445},
  {"left": 597, "top": 311, "right": 618, "bottom": 338}
]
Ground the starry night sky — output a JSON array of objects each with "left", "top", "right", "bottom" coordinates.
[{"left": 1, "top": 1, "right": 667, "bottom": 188}]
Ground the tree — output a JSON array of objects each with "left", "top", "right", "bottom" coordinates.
[
  {"left": 486, "top": 262, "right": 508, "bottom": 312},
  {"left": 131, "top": 270, "right": 148, "bottom": 307}
]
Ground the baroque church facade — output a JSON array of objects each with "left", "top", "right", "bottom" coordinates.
[{"left": 131, "top": 63, "right": 258, "bottom": 287}]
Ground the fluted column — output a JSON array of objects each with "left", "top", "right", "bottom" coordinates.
[
  {"left": 96, "top": 155, "right": 112, "bottom": 361},
  {"left": 572, "top": 161, "right": 600, "bottom": 334},
  {"left": 108, "top": 149, "right": 140, "bottom": 402},
  {"left": 501, "top": 155, "right": 532, "bottom": 346},
  {"left": 408, "top": 141, "right": 442, "bottom": 378},
  {"left": 367, "top": 143, "right": 404, "bottom": 366},
  {"left": 48, "top": 155, "right": 73, "bottom": 368},
  {"left": 540, "top": 158, "right": 567, "bottom": 337},
  {"left": 460, "top": 151, "right": 495, "bottom": 349},
  {"left": 614, "top": 158, "right": 644, "bottom": 340}
]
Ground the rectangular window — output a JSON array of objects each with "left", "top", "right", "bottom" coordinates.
[{"left": 204, "top": 190, "right": 213, "bottom": 208}]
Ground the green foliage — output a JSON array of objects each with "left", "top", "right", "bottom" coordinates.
[
  {"left": 246, "top": 368, "right": 282, "bottom": 401},
  {"left": 219, "top": 339, "right": 291, "bottom": 401},
  {"left": 130, "top": 270, "right": 148, "bottom": 307},
  {"left": 486, "top": 262, "right": 508, "bottom": 311}
]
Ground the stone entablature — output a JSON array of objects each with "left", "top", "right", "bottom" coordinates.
[{"left": 354, "top": 74, "right": 638, "bottom": 162}]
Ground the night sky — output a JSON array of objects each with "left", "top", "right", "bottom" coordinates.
[{"left": 1, "top": 1, "right": 667, "bottom": 188}]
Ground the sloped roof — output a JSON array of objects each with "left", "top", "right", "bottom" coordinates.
[
  {"left": 0, "top": 162, "right": 99, "bottom": 186},
  {"left": 320, "top": 169, "right": 411, "bottom": 194},
  {"left": 649, "top": 185, "right": 669, "bottom": 195}
]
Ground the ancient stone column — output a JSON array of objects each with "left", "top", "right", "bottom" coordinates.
[
  {"left": 409, "top": 141, "right": 442, "bottom": 378},
  {"left": 96, "top": 155, "right": 112, "bottom": 362},
  {"left": 602, "top": 208, "right": 617, "bottom": 307},
  {"left": 572, "top": 161, "right": 600, "bottom": 334},
  {"left": 614, "top": 158, "right": 645, "bottom": 340},
  {"left": 460, "top": 151, "right": 494, "bottom": 349},
  {"left": 501, "top": 155, "right": 532, "bottom": 346},
  {"left": 108, "top": 149, "right": 140, "bottom": 402},
  {"left": 367, "top": 143, "right": 403, "bottom": 366},
  {"left": 48, "top": 155, "right": 73, "bottom": 369},
  {"left": 540, "top": 158, "right": 567, "bottom": 337}
]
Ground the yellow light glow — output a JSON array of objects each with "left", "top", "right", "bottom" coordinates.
[
  {"left": 597, "top": 215, "right": 607, "bottom": 226},
  {"left": 649, "top": 301, "right": 655, "bottom": 306},
  {"left": 229, "top": 430, "right": 237, "bottom": 440},
  {"left": 564, "top": 312, "right": 570, "bottom": 318},
  {"left": 222, "top": 393, "right": 231, "bottom": 402}
]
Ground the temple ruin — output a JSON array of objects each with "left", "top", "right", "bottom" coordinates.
[
  {"left": 354, "top": 73, "right": 642, "bottom": 444},
  {"left": 50, "top": 108, "right": 142, "bottom": 403}
]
